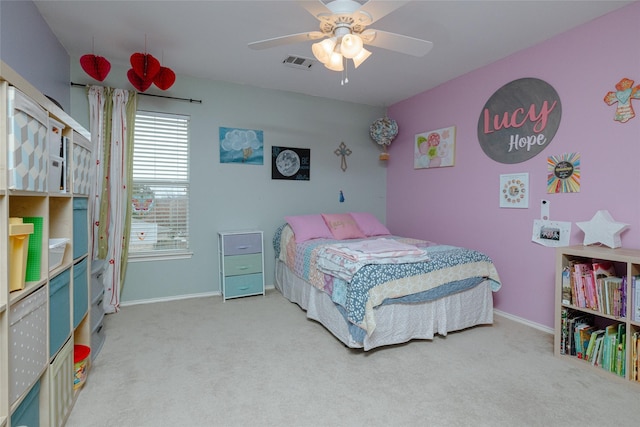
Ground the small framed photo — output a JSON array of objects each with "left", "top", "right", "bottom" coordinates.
[
  {"left": 532, "top": 220, "right": 571, "bottom": 247},
  {"left": 499, "top": 173, "right": 529, "bottom": 208}
]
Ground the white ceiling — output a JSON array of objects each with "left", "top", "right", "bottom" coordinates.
[{"left": 34, "top": 0, "right": 633, "bottom": 107}]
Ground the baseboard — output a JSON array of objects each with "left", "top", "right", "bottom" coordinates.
[
  {"left": 120, "top": 291, "right": 219, "bottom": 307},
  {"left": 494, "top": 309, "right": 553, "bottom": 334},
  {"left": 120, "top": 289, "right": 551, "bottom": 335},
  {"left": 120, "top": 284, "right": 277, "bottom": 307}
]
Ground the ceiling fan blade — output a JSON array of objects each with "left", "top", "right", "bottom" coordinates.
[
  {"left": 359, "top": 0, "right": 409, "bottom": 24},
  {"left": 248, "top": 32, "right": 325, "bottom": 50},
  {"left": 297, "top": 0, "right": 332, "bottom": 19},
  {"left": 362, "top": 29, "right": 433, "bottom": 57}
]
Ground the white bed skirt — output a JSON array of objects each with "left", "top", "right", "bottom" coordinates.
[{"left": 274, "top": 260, "right": 494, "bottom": 350}]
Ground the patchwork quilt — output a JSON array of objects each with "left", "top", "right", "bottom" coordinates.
[{"left": 274, "top": 224, "right": 501, "bottom": 336}]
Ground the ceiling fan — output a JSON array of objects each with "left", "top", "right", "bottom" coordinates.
[{"left": 248, "top": 0, "right": 433, "bottom": 73}]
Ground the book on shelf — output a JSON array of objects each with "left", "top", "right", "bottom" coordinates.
[
  {"left": 572, "top": 262, "right": 590, "bottom": 308},
  {"left": 600, "top": 323, "right": 625, "bottom": 376},
  {"left": 615, "top": 323, "right": 626, "bottom": 377},
  {"left": 591, "top": 334, "right": 605, "bottom": 367},
  {"left": 562, "top": 267, "right": 572, "bottom": 305},
  {"left": 603, "top": 277, "right": 624, "bottom": 317},
  {"left": 575, "top": 322, "right": 594, "bottom": 359},
  {"left": 632, "top": 331, "right": 639, "bottom": 381},
  {"left": 585, "top": 329, "right": 605, "bottom": 362},
  {"left": 631, "top": 276, "right": 640, "bottom": 322},
  {"left": 563, "top": 311, "right": 593, "bottom": 356},
  {"left": 564, "top": 259, "right": 627, "bottom": 316},
  {"left": 560, "top": 307, "right": 568, "bottom": 355}
]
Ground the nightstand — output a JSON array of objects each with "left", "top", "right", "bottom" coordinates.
[{"left": 218, "top": 230, "right": 265, "bottom": 301}]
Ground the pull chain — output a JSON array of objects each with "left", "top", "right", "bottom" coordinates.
[{"left": 341, "top": 57, "right": 349, "bottom": 85}]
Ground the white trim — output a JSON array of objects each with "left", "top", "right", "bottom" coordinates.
[
  {"left": 120, "top": 287, "right": 553, "bottom": 338},
  {"left": 128, "top": 251, "right": 194, "bottom": 262},
  {"left": 120, "top": 284, "right": 276, "bottom": 307},
  {"left": 120, "top": 290, "right": 219, "bottom": 307},
  {"left": 494, "top": 309, "right": 553, "bottom": 334}
]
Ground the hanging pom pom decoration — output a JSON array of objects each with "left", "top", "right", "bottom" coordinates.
[
  {"left": 80, "top": 38, "right": 111, "bottom": 81},
  {"left": 128, "top": 52, "right": 161, "bottom": 92},
  {"left": 370, "top": 115, "right": 398, "bottom": 161},
  {"left": 130, "top": 52, "right": 161, "bottom": 80},
  {"left": 80, "top": 54, "right": 111, "bottom": 81},
  {"left": 127, "top": 68, "right": 154, "bottom": 92},
  {"left": 154, "top": 66, "right": 176, "bottom": 90}
]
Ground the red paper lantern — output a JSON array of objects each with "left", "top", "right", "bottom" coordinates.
[
  {"left": 154, "top": 66, "right": 176, "bottom": 90},
  {"left": 130, "top": 52, "right": 161, "bottom": 80},
  {"left": 80, "top": 54, "right": 111, "bottom": 81},
  {"left": 127, "top": 68, "right": 153, "bottom": 92}
]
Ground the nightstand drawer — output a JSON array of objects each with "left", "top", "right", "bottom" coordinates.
[
  {"left": 224, "top": 253, "right": 263, "bottom": 276},
  {"left": 223, "top": 232, "right": 262, "bottom": 255},
  {"left": 224, "top": 273, "right": 264, "bottom": 299}
]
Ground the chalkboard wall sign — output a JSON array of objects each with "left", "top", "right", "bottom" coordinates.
[
  {"left": 477, "top": 78, "right": 562, "bottom": 164},
  {"left": 272, "top": 146, "right": 310, "bottom": 181}
]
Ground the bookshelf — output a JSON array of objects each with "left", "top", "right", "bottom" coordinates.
[{"left": 555, "top": 245, "right": 640, "bottom": 384}]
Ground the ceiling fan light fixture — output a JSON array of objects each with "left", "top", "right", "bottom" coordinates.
[
  {"left": 352, "top": 47, "right": 371, "bottom": 68},
  {"left": 325, "top": 51, "right": 344, "bottom": 71},
  {"left": 340, "top": 34, "right": 363, "bottom": 59},
  {"left": 312, "top": 37, "right": 336, "bottom": 64}
]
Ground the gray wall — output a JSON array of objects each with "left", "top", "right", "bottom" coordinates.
[
  {"left": 0, "top": 0, "right": 70, "bottom": 111},
  {"left": 1, "top": 0, "right": 387, "bottom": 304},
  {"left": 69, "top": 60, "right": 387, "bottom": 303}
]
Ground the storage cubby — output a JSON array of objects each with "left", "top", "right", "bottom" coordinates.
[
  {"left": 8, "top": 195, "right": 47, "bottom": 301},
  {"left": 49, "top": 196, "right": 73, "bottom": 274},
  {"left": 555, "top": 245, "right": 640, "bottom": 384},
  {"left": 1, "top": 62, "right": 96, "bottom": 426}
]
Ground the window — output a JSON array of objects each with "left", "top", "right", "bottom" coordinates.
[{"left": 130, "top": 111, "right": 190, "bottom": 259}]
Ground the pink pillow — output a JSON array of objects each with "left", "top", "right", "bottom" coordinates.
[
  {"left": 285, "top": 214, "right": 334, "bottom": 243},
  {"left": 321, "top": 213, "right": 366, "bottom": 240},
  {"left": 349, "top": 212, "right": 391, "bottom": 236}
]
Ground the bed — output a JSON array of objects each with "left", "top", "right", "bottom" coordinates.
[{"left": 273, "top": 213, "right": 502, "bottom": 350}]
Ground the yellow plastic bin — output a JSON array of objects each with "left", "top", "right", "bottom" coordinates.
[{"left": 9, "top": 217, "right": 34, "bottom": 292}]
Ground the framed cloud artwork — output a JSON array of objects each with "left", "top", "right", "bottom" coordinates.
[
  {"left": 414, "top": 126, "right": 456, "bottom": 169},
  {"left": 219, "top": 127, "right": 264, "bottom": 164}
]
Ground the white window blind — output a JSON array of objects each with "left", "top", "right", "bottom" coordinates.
[{"left": 130, "top": 111, "right": 190, "bottom": 256}]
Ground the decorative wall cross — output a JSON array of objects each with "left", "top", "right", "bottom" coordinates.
[
  {"left": 334, "top": 141, "right": 352, "bottom": 172},
  {"left": 604, "top": 77, "right": 640, "bottom": 123}
]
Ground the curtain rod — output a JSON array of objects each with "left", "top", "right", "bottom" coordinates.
[{"left": 70, "top": 82, "right": 202, "bottom": 104}]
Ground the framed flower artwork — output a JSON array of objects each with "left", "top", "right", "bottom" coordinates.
[{"left": 414, "top": 126, "right": 456, "bottom": 169}]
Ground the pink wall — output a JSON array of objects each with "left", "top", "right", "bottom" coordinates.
[{"left": 387, "top": 2, "right": 640, "bottom": 329}]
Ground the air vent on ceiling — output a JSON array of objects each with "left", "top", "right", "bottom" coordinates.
[{"left": 282, "top": 55, "right": 314, "bottom": 70}]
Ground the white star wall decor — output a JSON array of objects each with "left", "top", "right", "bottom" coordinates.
[{"left": 575, "top": 210, "right": 629, "bottom": 248}]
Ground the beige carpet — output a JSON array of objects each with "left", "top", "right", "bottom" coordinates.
[{"left": 66, "top": 289, "right": 640, "bottom": 427}]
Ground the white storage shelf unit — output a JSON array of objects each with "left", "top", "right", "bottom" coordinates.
[{"left": 0, "top": 61, "right": 96, "bottom": 427}]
